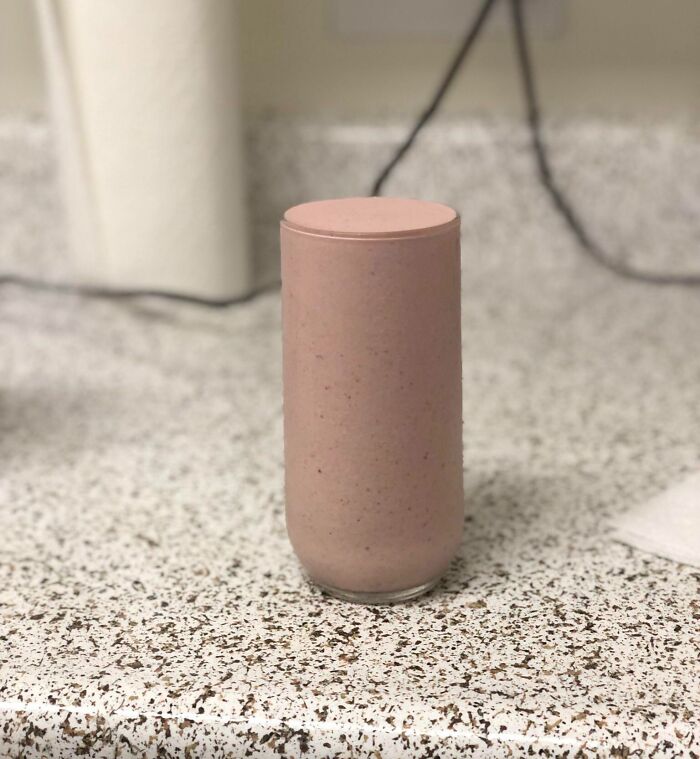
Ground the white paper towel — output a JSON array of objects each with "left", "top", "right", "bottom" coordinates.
[
  {"left": 611, "top": 472, "right": 700, "bottom": 568},
  {"left": 36, "top": 0, "right": 252, "bottom": 299}
]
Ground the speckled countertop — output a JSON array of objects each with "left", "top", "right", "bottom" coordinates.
[{"left": 1, "top": 118, "right": 699, "bottom": 757}]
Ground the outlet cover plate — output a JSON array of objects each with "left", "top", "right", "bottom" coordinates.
[{"left": 330, "top": 0, "right": 567, "bottom": 39}]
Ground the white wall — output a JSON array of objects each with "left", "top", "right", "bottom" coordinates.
[{"left": 2, "top": 0, "right": 700, "bottom": 118}]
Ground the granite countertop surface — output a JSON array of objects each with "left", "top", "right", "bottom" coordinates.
[{"left": 1, "top": 118, "right": 699, "bottom": 757}]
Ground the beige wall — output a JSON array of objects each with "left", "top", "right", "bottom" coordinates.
[
  {"left": 2, "top": 0, "right": 700, "bottom": 118},
  {"left": 0, "top": 0, "right": 44, "bottom": 112}
]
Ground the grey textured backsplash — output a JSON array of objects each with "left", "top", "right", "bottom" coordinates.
[{"left": 2, "top": 115, "right": 700, "bottom": 286}]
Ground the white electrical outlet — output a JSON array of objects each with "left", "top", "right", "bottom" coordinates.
[{"left": 330, "top": 0, "right": 567, "bottom": 39}]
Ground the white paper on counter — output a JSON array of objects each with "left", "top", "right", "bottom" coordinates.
[{"left": 611, "top": 471, "right": 700, "bottom": 568}]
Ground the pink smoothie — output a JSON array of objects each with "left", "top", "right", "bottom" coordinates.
[{"left": 281, "top": 197, "right": 463, "bottom": 598}]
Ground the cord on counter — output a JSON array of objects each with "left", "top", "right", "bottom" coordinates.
[{"left": 0, "top": 272, "right": 280, "bottom": 307}]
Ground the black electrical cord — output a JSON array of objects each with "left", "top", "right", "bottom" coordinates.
[
  {"left": 371, "top": 0, "right": 499, "bottom": 197},
  {"left": 3, "top": 0, "right": 699, "bottom": 304},
  {"left": 372, "top": 0, "right": 700, "bottom": 287},
  {"left": 0, "top": 272, "right": 279, "bottom": 307},
  {"left": 508, "top": 0, "right": 700, "bottom": 287}
]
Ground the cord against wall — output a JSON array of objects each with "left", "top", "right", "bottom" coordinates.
[
  {"left": 373, "top": 0, "right": 700, "bottom": 287},
  {"left": 2, "top": 0, "right": 699, "bottom": 305},
  {"left": 508, "top": 0, "right": 700, "bottom": 287},
  {"left": 371, "top": 0, "right": 498, "bottom": 197}
]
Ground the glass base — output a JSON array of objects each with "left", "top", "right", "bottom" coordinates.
[{"left": 314, "top": 577, "right": 440, "bottom": 605}]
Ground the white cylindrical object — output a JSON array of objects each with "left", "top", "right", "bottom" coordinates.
[{"left": 36, "top": 0, "right": 252, "bottom": 298}]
